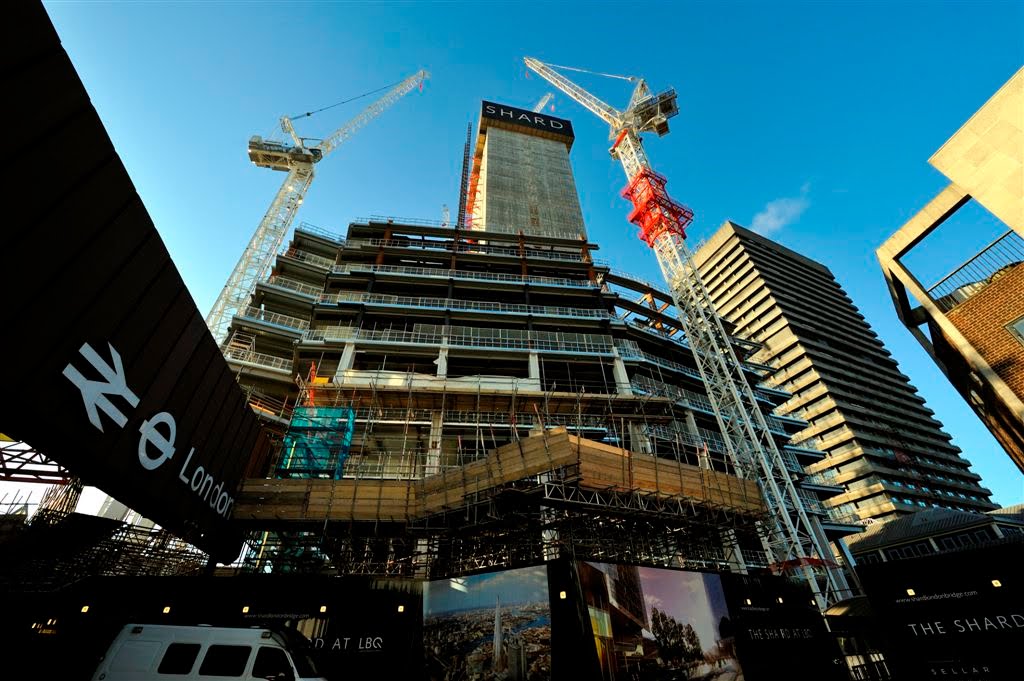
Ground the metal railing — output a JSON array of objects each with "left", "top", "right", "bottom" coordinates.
[
  {"left": 282, "top": 248, "right": 335, "bottom": 270},
  {"left": 615, "top": 339, "right": 705, "bottom": 382},
  {"left": 622, "top": 317, "right": 691, "bottom": 349},
  {"left": 331, "top": 263, "right": 598, "bottom": 288},
  {"left": 345, "top": 237, "right": 605, "bottom": 265},
  {"left": 264, "top": 275, "right": 322, "bottom": 298},
  {"left": 358, "top": 215, "right": 451, "bottom": 228},
  {"left": 295, "top": 221, "right": 345, "bottom": 244},
  {"left": 805, "top": 467, "right": 842, "bottom": 487},
  {"left": 602, "top": 269, "right": 673, "bottom": 299},
  {"left": 319, "top": 290, "right": 611, "bottom": 320},
  {"left": 223, "top": 347, "right": 292, "bottom": 372},
  {"left": 304, "top": 323, "right": 616, "bottom": 354},
  {"left": 631, "top": 374, "right": 715, "bottom": 414},
  {"left": 780, "top": 449, "right": 804, "bottom": 474},
  {"left": 928, "top": 230, "right": 1024, "bottom": 312},
  {"left": 237, "top": 306, "right": 309, "bottom": 331}
]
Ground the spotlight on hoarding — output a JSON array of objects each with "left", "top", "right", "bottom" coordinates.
[
  {"left": 906, "top": 589, "right": 915, "bottom": 596},
  {"left": 319, "top": 605, "right": 327, "bottom": 613},
  {"left": 398, "top": 605, "right": 405, "bottom": 613},
  {"left": 992, "top": 579, "right": 1002, "bottom": 588},
  {"left": 559, "top": 591, "right": 567, "bottom": 600},
  {"left": 242, "top": 606, "right": 250, "bottom": 614},
  {"left": 162, "top": 607, "right": 171, "bottom": 614},
  {"left": 80, "top": 606, "right": 89, "bottom": 614}
]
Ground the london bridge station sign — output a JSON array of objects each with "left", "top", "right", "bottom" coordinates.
[{"left": 0, "top": 3, "right": 267, "bottom": 561}]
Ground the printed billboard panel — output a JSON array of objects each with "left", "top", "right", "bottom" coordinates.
[
  {"left": 718, "top": 573, "right": 846, "bottom": 681},
  {"left": 2, "top": 2, "right": 267, "bottom": 561},
  {"left": 856, "top": 541, "right": 1022, "bottom": 681},
  {"left": 424, "top": 565, "right": 552, "bottom": 681},
  {"left": 579, "top": 561, "right": 743, "bottom": 681}
]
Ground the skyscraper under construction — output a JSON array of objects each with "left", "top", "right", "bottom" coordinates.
[{"left": 226, "top": 102, "right": 860, "bottom": 587}]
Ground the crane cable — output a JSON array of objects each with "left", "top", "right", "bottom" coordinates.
[
  {"left": 288, "top": 78, "right": 405, "bottom": 121},
  {"left": 544, "top": 62, "right": 635, "bottom": 82}
]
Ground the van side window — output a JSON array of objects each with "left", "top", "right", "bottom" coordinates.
[
  {"left": 199, "top": 645, "right": 252, "bottom": 677},
  {"left": 251, "top": 647, "right": 292, "bottom": 678},
  {"left": 158, "top": 643, "right": 201, "bottom": 674}
]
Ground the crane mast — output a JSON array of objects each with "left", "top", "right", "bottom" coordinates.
[
  {"left": 206, "top": 70, "right": 429, "bottom": 346},
  {"left": 532, "top": 92, "right": 554, "bottom": 113},
  {"left": 524, "top": 57, "right": 850, "bottom": 610}
]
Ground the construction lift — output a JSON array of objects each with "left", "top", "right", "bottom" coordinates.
[
  {"left": 523, "top": 57, "right": 851, "bottom": 610},
  {"left": 205, "top": 70, "right": 430, "bottom": 346}
]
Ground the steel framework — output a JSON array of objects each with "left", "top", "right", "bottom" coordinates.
[{"left": 0, "top": 438, "right": 70, "bottom": 484}]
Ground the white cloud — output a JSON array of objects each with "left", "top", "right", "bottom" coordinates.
[{"left": 750, "top": 184, "right": 810, "bottom": 235}]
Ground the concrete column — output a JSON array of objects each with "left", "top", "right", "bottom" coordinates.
[
  {"left": 611, "top": 351, "right": 632, "bottom": 396},
  {"left": 720, "top": 529, "right": 748, "bottom": 574},
  {"left": 426, "top": 410, "right": 443, "bottom": 477},
  {"left": 628, "top": 424, "right": 653, "bottom": 454},
  {"left": 435, "top": 344, "right": 449, "bottom": 378},
  {"left": 528, "top": 352, "right": 540, "bottom": 381},
  {"left": 683, "top": 411, "right": 711, "bottom": 469},
  {"left": 334, "top": 342, "right": 356, "bottom": 379}
]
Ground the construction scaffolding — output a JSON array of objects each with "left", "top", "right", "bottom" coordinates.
[
  {"left": 210, "top": 210, "right": 858, "bottom": 587},
  {"left": 231, "top": 363, "right": 767, "bottom": 579}
]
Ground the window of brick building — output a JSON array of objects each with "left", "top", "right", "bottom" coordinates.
[{"left": 1008, "top": 316, "right": 1024, "bottom": 345}]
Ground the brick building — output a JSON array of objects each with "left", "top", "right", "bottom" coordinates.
[{"left": 877, "top": 67, "right": 1024, "bottom": 473}]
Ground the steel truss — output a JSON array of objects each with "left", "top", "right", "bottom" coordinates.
[
  {"left": 235, "top": 463, "right": 767, "bottom": 581},
  {"left": 0, "top": 439, "right": 70, "bottom": 484}
]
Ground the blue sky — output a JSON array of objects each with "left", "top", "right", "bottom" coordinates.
[
  {"left": 424, "top": 565, "right": 548, "bottom": 615},
  {"left": 42, "top": 1, "right": 1022, "bottom": 505}
]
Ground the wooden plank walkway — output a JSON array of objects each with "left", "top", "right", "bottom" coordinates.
[{"left": 234, "top": 427, "right": 763, "bottom": 523}]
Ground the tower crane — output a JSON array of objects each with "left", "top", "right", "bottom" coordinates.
[
  {"left": 532, "top": 92, "right": 554, "bottom": 113},
  {"left": 524, "top": 57, "right": 850, "bottom": 610},
  {"left": 205, "top": 70, "right": 430, "bottom": 346}
]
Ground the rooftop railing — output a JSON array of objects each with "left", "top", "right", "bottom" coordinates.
[
  {"left": 928, "top": 230, "right": 1024, "bottom": 312},
  {"left": 295, "top": 221, "right": 345, "bottom": 244},
  {"left": 331, "top": 263, "right": 598, "bottom": 289}
]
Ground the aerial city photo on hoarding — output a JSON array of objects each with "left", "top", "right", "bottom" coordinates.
[{"left": 424, "top": 565, "right": 552, "bottom": 681}]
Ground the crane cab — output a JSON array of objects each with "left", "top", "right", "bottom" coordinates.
[
  {"left": 634, "top": 89, "right": 679, "bottom": 137},
  {"left": 247, "top": 136, "right": 322, "bottom": 171}
]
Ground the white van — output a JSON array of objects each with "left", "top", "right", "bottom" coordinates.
[{"left": 91, "top": 624, "right": 327, "bottom": 681}]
